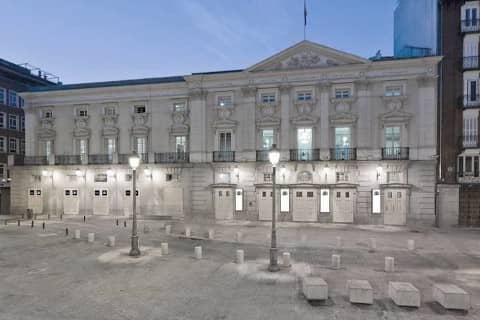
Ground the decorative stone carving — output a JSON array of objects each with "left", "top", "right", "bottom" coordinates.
[
  {"left": 131, "top": 113, "right": 149, "bottom": 136},
  {"left": 329, "top": 112, "right": 358, "bottom": 126},
  {"left": 380, "top": 97, "right": 412, "bottom": 125},
  {"left": 73, "top": 116, "right": 90, "bottom": 138},
  {"left": 297, "top": 171, "right": 313, "bottom": 183},
  {"left": 213, "top": 104, "right": 237, "bottom": 129},
  {"left": 263, "top": 50, "right": 340, "bottom": 71},
  {"left": 170, "top": 109, "right": 190, "bottom": 136}
]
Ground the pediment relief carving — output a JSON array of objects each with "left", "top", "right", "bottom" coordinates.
[
  {"left": 213, "top": 118, "right": 238, "bottom": 129},
  {"left": 102, "top": 127, "right": 119, "bottom": 137},
  {"left": 329, "top": 112, "right": 358, "bottom": 125},
  {"left": 74, "top": 117, "right": 88, "bottom": 129},
  {"left": 73, "top": 127, "right": 90, "bottom": 138},
  {"left": 382, "top": 96, "right": 407, "bottom": 112},
  {"left": 294, "top": 100, "right": 316, "bottom": 114},
  {"left": 379, "top": 110, "right": 412, "bottom": 124},
  {"left": 291, "top": 113, "right": 319, "bottom": 126},
  {"left": 170, "top": 124, "right": 189, "bottom": 136},
  {"left": 132, "top": 113, "right": 149, "bottom": 126},
  {"left": 102, "top": 114, "right": 118, "bottom": 127},
  {"left": 38, "top": 128, "right": 56, "bottom": 139},
  {"left": 131, "top": 125, "right": 149, "bottom": 136}
]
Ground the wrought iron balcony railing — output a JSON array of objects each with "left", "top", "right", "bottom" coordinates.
[
  {"left": 213, "top": 151, "right": 235, "bottom": 162},
  {"left": 155, "top": 152, "right": 189, "bottom": 163},
  {"left": 256, "top": 150, "right": 270, "bottom": 161},
  {"left": 88, "top": 154, "right": 113, "bottom": 165},
  {"left": 55, "top": 155, "right": 81, "bottom": 165},
  {"left": 382, "top": 147, "right": 410, "bottom": 160},
  {"left": 330, "top": 148, "right": 357, "bottom": 161},
  {"left": 461, "top": 19, "right": 480, "bottom": 33},
  {"left": 23, "top": 156, "right": 48, "bottom": 166},
  {"left": 118, "top": 153, "right": 148, "bottom": 164},
  {"left": 463, "top": 56, "right": 480, "bottom": 70},
  {"left": 290, "top": 149, "right": 320, "bottom": 161}
]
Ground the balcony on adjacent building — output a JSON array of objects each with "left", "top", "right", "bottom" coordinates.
[
  {"left": 155, "top": 152, "right": 189, "bottom": 163},
  {"left": 463, "top": 56, "right": 480, "bottom": 70},
  {"left": 461, "top": 19, "right": 480, "bottom": 33},
  {"left": 88, "top": 154, "right": 113, "bottom": 165},
  {"left": 290, "top": 149, "right": 320, "bottom": 161},
  {"left": 55, "top": 155, "right": 82, "bottom": 165},
  {"left": 256, "top": 150, "right": 270, "bottom": 161},
  {"left": 461, "top": 95, "right": 480, "bottom": 108},
  {"left": 213, "top": 151, "right": 235, "bottom": 162},
  {"left": 23, "top": 156, "right": 48, "bottom": 166},
  {"left": 381, "top": 147, "right": 410, "bottom": 160},
  {"left": 330, "top": 148, "right": 357, "bottom": 161}
]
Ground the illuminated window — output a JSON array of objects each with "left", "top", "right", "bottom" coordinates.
[
  {"left": 385, "top": 86, "right": 402, "bottom": 97},
  {"left": 217, "top": 96, "right": 232, "bottom": 107}
]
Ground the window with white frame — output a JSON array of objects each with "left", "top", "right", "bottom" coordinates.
[
  {"left": 385, "top": 126, "right": 401, "bottom": 149},
  {"left": 175, "top": 136, "right": 187, "bottom": 153},
  {"left": 104, "top": 137, "right": 116, "bottom": 155},
  {"left": 0, "top": 87, "right": 5, "bottom": 104},
  {"left": 8, "top": 114, "right": 18, "bottom": 130},
  {"left": 8, "top": 138, "right": 17, "bottom": 153},
  {"left": 8, "top": 90, "right": 17, "bottom": 107},
  {"left": 261, "top": 93, "right": 276, "bottom": 103},
  {"left": 218, "top": 131, "right": 232, "bottom": 151},
  {"left": 335, "top": 88, "right": 351, "bottom": 99},
  {"left": 217, "top": 95, "right": 232, "bottom": 107},
  {"left": 385, "top": 86, "right": 403, "bottom": 97},
  {"left": 464, "top": 117, "right": 478, "bottom": 147},
  {"left": 134, "top": 136, "right": 147, "bottom": 154},
  {"left": 0, "top": 113, "right": 5, "bottom": 128},
  {"left": 261, "top": 129, "right": 274, "bottom": 150},
  {"left": 173, "top": 102, "right": 186, "bottom": 112},
  {"left": 134, "top": 105, "right": 146, "bottom": 113},
  {"left": 465, "top": 7, "right": 478, "bottom": 26},
  {"left": 104, "top": 106, "right": 116, "bottom": 116},
  {"left": 296, "top": 91, "right": 312, "bottom": 101},
  {"left": 76, "top": 107, "right": 88, "bottom": 117},
  {"left": 20, "top": 116, "right": 25, "bottom": 131},
  {"left": 0, "top": 137, "right": 6, "bottom": 152}
]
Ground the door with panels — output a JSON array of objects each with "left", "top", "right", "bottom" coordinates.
[
  {"left": 93, "top": 188, "right": 110, "bottom": 215},
  {"left": 214, "top": 188, "right": 234, "bottom": 220},
  {"left": 257, "top": 189, "right": 273, "bottom": 221},
  {"left": 27, "top": 188, "right": 43, "bottom": 214},
  {"left": 124, "top": 189, "right": 140, "bottom": 216},
  {"left": 383, "top": 189, "right": 408, "bottom": 225},
  {"left": 292, "top": 189, "right": 318, "bottom": 222},
  {"left": 63, "top": 188, "right": 80, "bottom": 214},
  {"left": 332, "top": 189, "right": 355, "bottom": 223}
]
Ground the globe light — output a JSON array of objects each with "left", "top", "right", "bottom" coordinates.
[
  {"left": 75, "top": 169, "right": 83, "bottom": 177},
  {"left": 106, "top": 169, "right": 115, "bottom": 177},
  {"left": 129, "top": 151, "right": 141, "bottom": 170},
  {"left": 42, "top": 170, "right": 49, "bottom": 177},
  {"left": 268, "top": 144, "right": 280, "bottom": 167}
]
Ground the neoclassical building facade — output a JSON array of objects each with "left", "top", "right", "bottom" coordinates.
[{"left": 11, "top": 41, "right": 441, "bottom": 226}]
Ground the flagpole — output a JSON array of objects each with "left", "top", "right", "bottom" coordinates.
[{"left": 304, "top": 0, "right": 307, "bottom": 40}]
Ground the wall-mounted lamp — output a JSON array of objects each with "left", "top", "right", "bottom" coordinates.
[
  {"left": 75, "top": 168, "right": 84, "bottom": 178},
  {"left": 107, "top": 168, "right": 115, "bottom": 178},
  {"left": 144, "top": 168, "right": 152, "bottom": 178},
  {"left": 376, "top": 165, "right": 383, "bottom": 181},
  {"left": 233, "top": 166, "right": 239, "bottom": 181}
]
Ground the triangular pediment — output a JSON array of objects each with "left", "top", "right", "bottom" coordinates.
[{"left": 247, "top": 40, "right": 368, "bottom": 72}]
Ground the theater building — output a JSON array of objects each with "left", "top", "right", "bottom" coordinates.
[{"left": 10, "top": 41, "right": 441, "bottom": 226}]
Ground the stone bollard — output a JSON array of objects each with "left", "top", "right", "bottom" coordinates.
[
  {"left": 407, "top": 239, "right": 415, "bottom": 251},
  {"left": 282, "top": 252, "right": 291, "bottom": 267},
  {"left": 48, "top": 214, "right": 50, "bottom": 220},
  {"left": 88, "top": 233, "right": 95, "bottom": 243},
  {"left": 185, "top": 227, "right": 191, "bottom": 237},
  {"left": 60, "top": 214, "right": 63, "bottom": 220},
  {"left": 116, "top": 219, "right": 119, "bottom": 226},
  {"left": 107, "top": 236, "right": 115, "bottom": 247},
  {"left": 236, "top": 231, "right": 242, "bottom": 242},
  {"left": 194, "top": 246, "right": 202, "bottom": 259},
  {"left": 17, "top": 220, "right": 20, "bottom": 227},
  {"left": 42, "top": 222, "right": 45, "bottom": 230},
  {"left": 368, "top": 238, "right": 377, "bottom": 252},
  {"left": 336, "top": 236, "right": 343, "bottom": 249},
  {"left": 83, "top": 215, "right": 86, "bottom": 223},
  {"left": 124, "top": 220, "right": 127, "bottom": 228},
  {"left": 208, "top": 229, "right": 214, "bottom": 240},
  {"left": 385, "top": 256, "right": 395, "bottom": 273},
  {"left": 31, "top": 220, "right": 34, "bottom": 228},
  {"left": 165, "top": 225, "right": 171, "bottom": 235},
  {"left": 161, "top": 242, "right": 168, "bottom": 255},
  {"left": 74, "top": 229, "right": 81, "bottom": 240},
  {"left": 65, "top": 228, "right": 69, "bottom": 236},
  {"left": 236, "top": 249, "right": 244, "bottom": 264},
  {"left": 143, "top": 224, "right": 150, "bottom": 234},
  {"left": 332, "top": 254, "right": 341, "bottom": 270}
]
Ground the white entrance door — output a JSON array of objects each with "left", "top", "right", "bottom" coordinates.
[
  {"left": 258, "top": 189, "right": 273, "bottom": 221},
  {"left": 292, "top": 189, "right": 317, "bottom": 222},
  {"left": 332, "top": 189, "right": 354, "bottom": 223},
  {"left": 63, "top": 188, "right": 80, "bottom": 215},
  {"left": 93, "top": 188, "right": 110, "bottom": 215},
  {"left": 214, "top": 188, "right": 233, "bottom": 220},
  {"left": 27, "top": 188, "right": 43, "bottom": 214},
  {"left": 384, "top": 189, "right": 407, "bottom": 225},
  {"left": 124, "top": 189, "right": 140, "bottom": 217}
]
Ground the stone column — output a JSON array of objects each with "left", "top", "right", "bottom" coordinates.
[
  {"left": 354, "top": 79, "right": 372, "bottom": 160},
  {"left": 318, "top": 81, "right": 331, "bottom": 160},
  {"left": 279, "top": 85, "right": 291, "bottom": 160},
  {"left": 188, "top": 88, "right": 208, "bottom": 162},
  {"left": 240, "top": 86, "right": 257, "bottom": 161}
]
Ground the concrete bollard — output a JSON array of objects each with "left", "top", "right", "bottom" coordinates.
[
  {"left": 74, "top": 229, "right": 81, "bottom": 240},
  {"left": 42, "top": 222, "right": 45, "bottom": 230},
  {"left": 88, "top": 233, "right": 95, "bottom": 243},
  {"left": 31, "top": 220, "right": 34, "bottom": 228},
  {"left": 332, "top": 254, "right": 341, "bottom": 270},
  {"left": 407, "top": 239, "right": 415, "bottom": 251},
  {"left": 236, "top": 249, "right": 244, "bottom": 264},
  {"left": 282, "top": 252, "right": 291, "bottom": 267},
  {"left": 17, "top": 220, "right": 20, "bottom": 227},
  {"left": 161, "top": 242, "right": 168, "bottom": 255},
  {"left": 185, "top": 227, "right": 191, "bottom": 237},
  {"left": 385, "top": 256, "right": 395, "bottom": 273},
  {"left": 165, "top": 225, "right": 171, "bottom": 235},
  {"left": 83, "top": 215, "right": 86, "bottom": 223},
  {"left": 65, "top": 228, "right": 69, "bottom": 236},
  {"left": 336, "top": 236, "right": 343, "bottom": 249},
  {"left": 107, "top": 236, "right": 115, "bottom": 247},
  {"left": 116, "top": 219, "right": 119, "bottom": 226},
  {"left": 194, "top": 246, "right": 202, "bottom": 259},
  {"left": 124, "top": 220, "right": 127, "bottom": 228},
  {"left": 236, "top": 231, "right": 242, "bottom": 242},
  {"left": 208, "top": 228, "right": 214, "bottom": 240},
  {"left": 368, "top": 238, "right": 377, "bottom": 252}
]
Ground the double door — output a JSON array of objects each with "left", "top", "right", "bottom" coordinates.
[
  {"left": 27, "top": 188, "right": 43, "bottom": 214},
  {"left": 63, "top": 188, "right": 80, "bottom": 214},
  {"left": 332, "top": 189, "right": 355, "bottom": 223},
  {"left": 93, "top": 188, "right": 109, "bottom": 215},
  {"left": 214, "top": 188, "right": 234, "bottom": 220},
  {"left": 383, "top": 189, "right": 407, "bottom": 225},
  {"left": 292, "top": 189, "right": 317, "bottom": 222}
]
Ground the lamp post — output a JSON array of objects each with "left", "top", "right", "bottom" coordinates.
[
  {"left": 268, "top": 144, "right": 280, "bottom": 272},
  {"left": 128, "top": 151, "right": 141, "bottom": 257}
]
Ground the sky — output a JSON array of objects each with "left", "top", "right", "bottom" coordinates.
[{"left": 2, "top": 0, "right": 397, "bottom": 84}]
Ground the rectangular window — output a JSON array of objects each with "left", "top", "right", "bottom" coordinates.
[
  {"left": 104, "top": 138, "right": 116, "bottom": 155},
  {"left": 42, "top": 110, "right": 53, "bottom": 119},
  {"left": 280, "top": 188, "right": 289, "bottom": 212},
  {"left": 219, "top": 131, "right": 232, "bottom": 151},
  {"left": 8, "top": 138, "right": 17, "bottom": 153},
  {"left": 0, "top": 137, "right": 6, "bottom": 152},
  {"left": 76, "top": 108, "right": 88, "bottom": 117},
  {"left": 296, "top": 192, "right": 302, "bottom": 198},
  {"left": 475, "top": 157, "right": 479, "bottom": 177},
  {"left": 336, "top": 172, "right": 349, "bottom": 182},
  {"left": 458, "top": 156, "right": 464, "bottom": 177},
  {"left": 261, "top": 93, "right": 275, "bottom": 103},
  {"left": 0, "top": 163, "right": 6, "bottom": 180},
  {"left": 0, "top": 113, "right": 5, "bottom": 128},
  {"left": 385, "top": 86, "right": 402, "bottom": 97},
  {"left": 217, "top": 95, "right": 232, "bottom": 107},
  {"left": 173, "top": 102, "right": 186, "bottom": 112},
  {"left": 134, "top": 137, "right": 147, "bottom": 154},
  {"left": 296, "top": 91, "right": 312, "bottom": 101},
  {"left": 387, "top": 172, "right": 401, "bottom": 183},
  {"left": 8, "top": 90, "right": 17, "bottom": 107},
  {"left": 0, "top": 88, "right": 5, "bottom": 104},
  {"left": 469, "top": 80, "right": 477, "bottom": 101},
  {"left": 263, "top": 173, "right": 272, "bottom": 182},
  {"left": 8, "top": 115, "right": 17, "bottom": 130},
  {"left": 335, "top": 127, "right": 351, "bottom": 148},
  {"left": 385, "top": 126, "right": 401, "bottom": 150},
  {"left": 20, "top": 116, "right": 25, "bottom": 132},
  {"left": 466, "top": 156, "right": 473, "bottom": 173},
  {"left": 134, "top": 105, "right": 146, "bottom": 113},
  {"left": 175, "top": 136, "right": 187, "bottom": 153},
  {"left": 261, "top": 129, "right": 274, "bottom": 150},
  {"left": 335, "top": 88, "right": 351, "bottom": 99},
  {"left": 79, "top": 139, "right": 88, "bottom": 156},
  {"left": 104, "top": 106, "right": 116, "bottom": 116}
]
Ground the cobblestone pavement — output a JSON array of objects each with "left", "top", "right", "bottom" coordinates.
[{"left": 0, "top": 216, "right": 478, "bottom": 320}]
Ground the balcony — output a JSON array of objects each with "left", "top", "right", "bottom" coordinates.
[
  {"left": 382, "top": 147, "right": 410, "bottom": 160},
  {"left": 330, "top": 148, "right": 357, "bottom": 161},
  {"left": 88, "top": 154, "right": 113, "bottom": 165},
  {"left": 461, "top": 95, "right": 480, "bottom": 108},
  {"left": 213, "top": 151, "right": 235, "bottom": 162},
  {"left": 256, "top": 150, "right": 270, "bottom": 162},
  {"left": 55, "top": 155, "right": 81, "bottom": 165},
  {"left": 155, "top": 152, "right": 189, "bottom": 163},
  {"left": 462, "top": 135, "right": 480, "bottom": 149},
  {"left": 290, "top": 149, "right": 320, "bottom": 161},
  {"left": 463, "top": 56, "right": 480, "bottom": 70},
  {"left": 461, "top": 19, "right": 480, "bottom": 33},
  {"left": 23, "top": 156, "right": 48, "bottom": 166},
  {"left": 118, "top": 153, "right": 148, "bottom": 165}
]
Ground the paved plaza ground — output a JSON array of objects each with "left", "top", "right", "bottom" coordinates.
[{"left": 0, "top": 216, "right": 479, "bottom": 320}]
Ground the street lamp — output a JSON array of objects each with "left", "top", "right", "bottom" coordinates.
[
  {"left": 128, "top": 151, "right": 141, "bottom": 257},
  {"left": 268, "top": 144, "right": 280, "bottom": 272}
]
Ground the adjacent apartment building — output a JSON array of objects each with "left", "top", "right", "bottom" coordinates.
[
  {"left": 0, "top": 59, "right": 56, "bottom": 214},
  {"left": 10, "top": 41, "right": 442, "bottom": 226}
]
